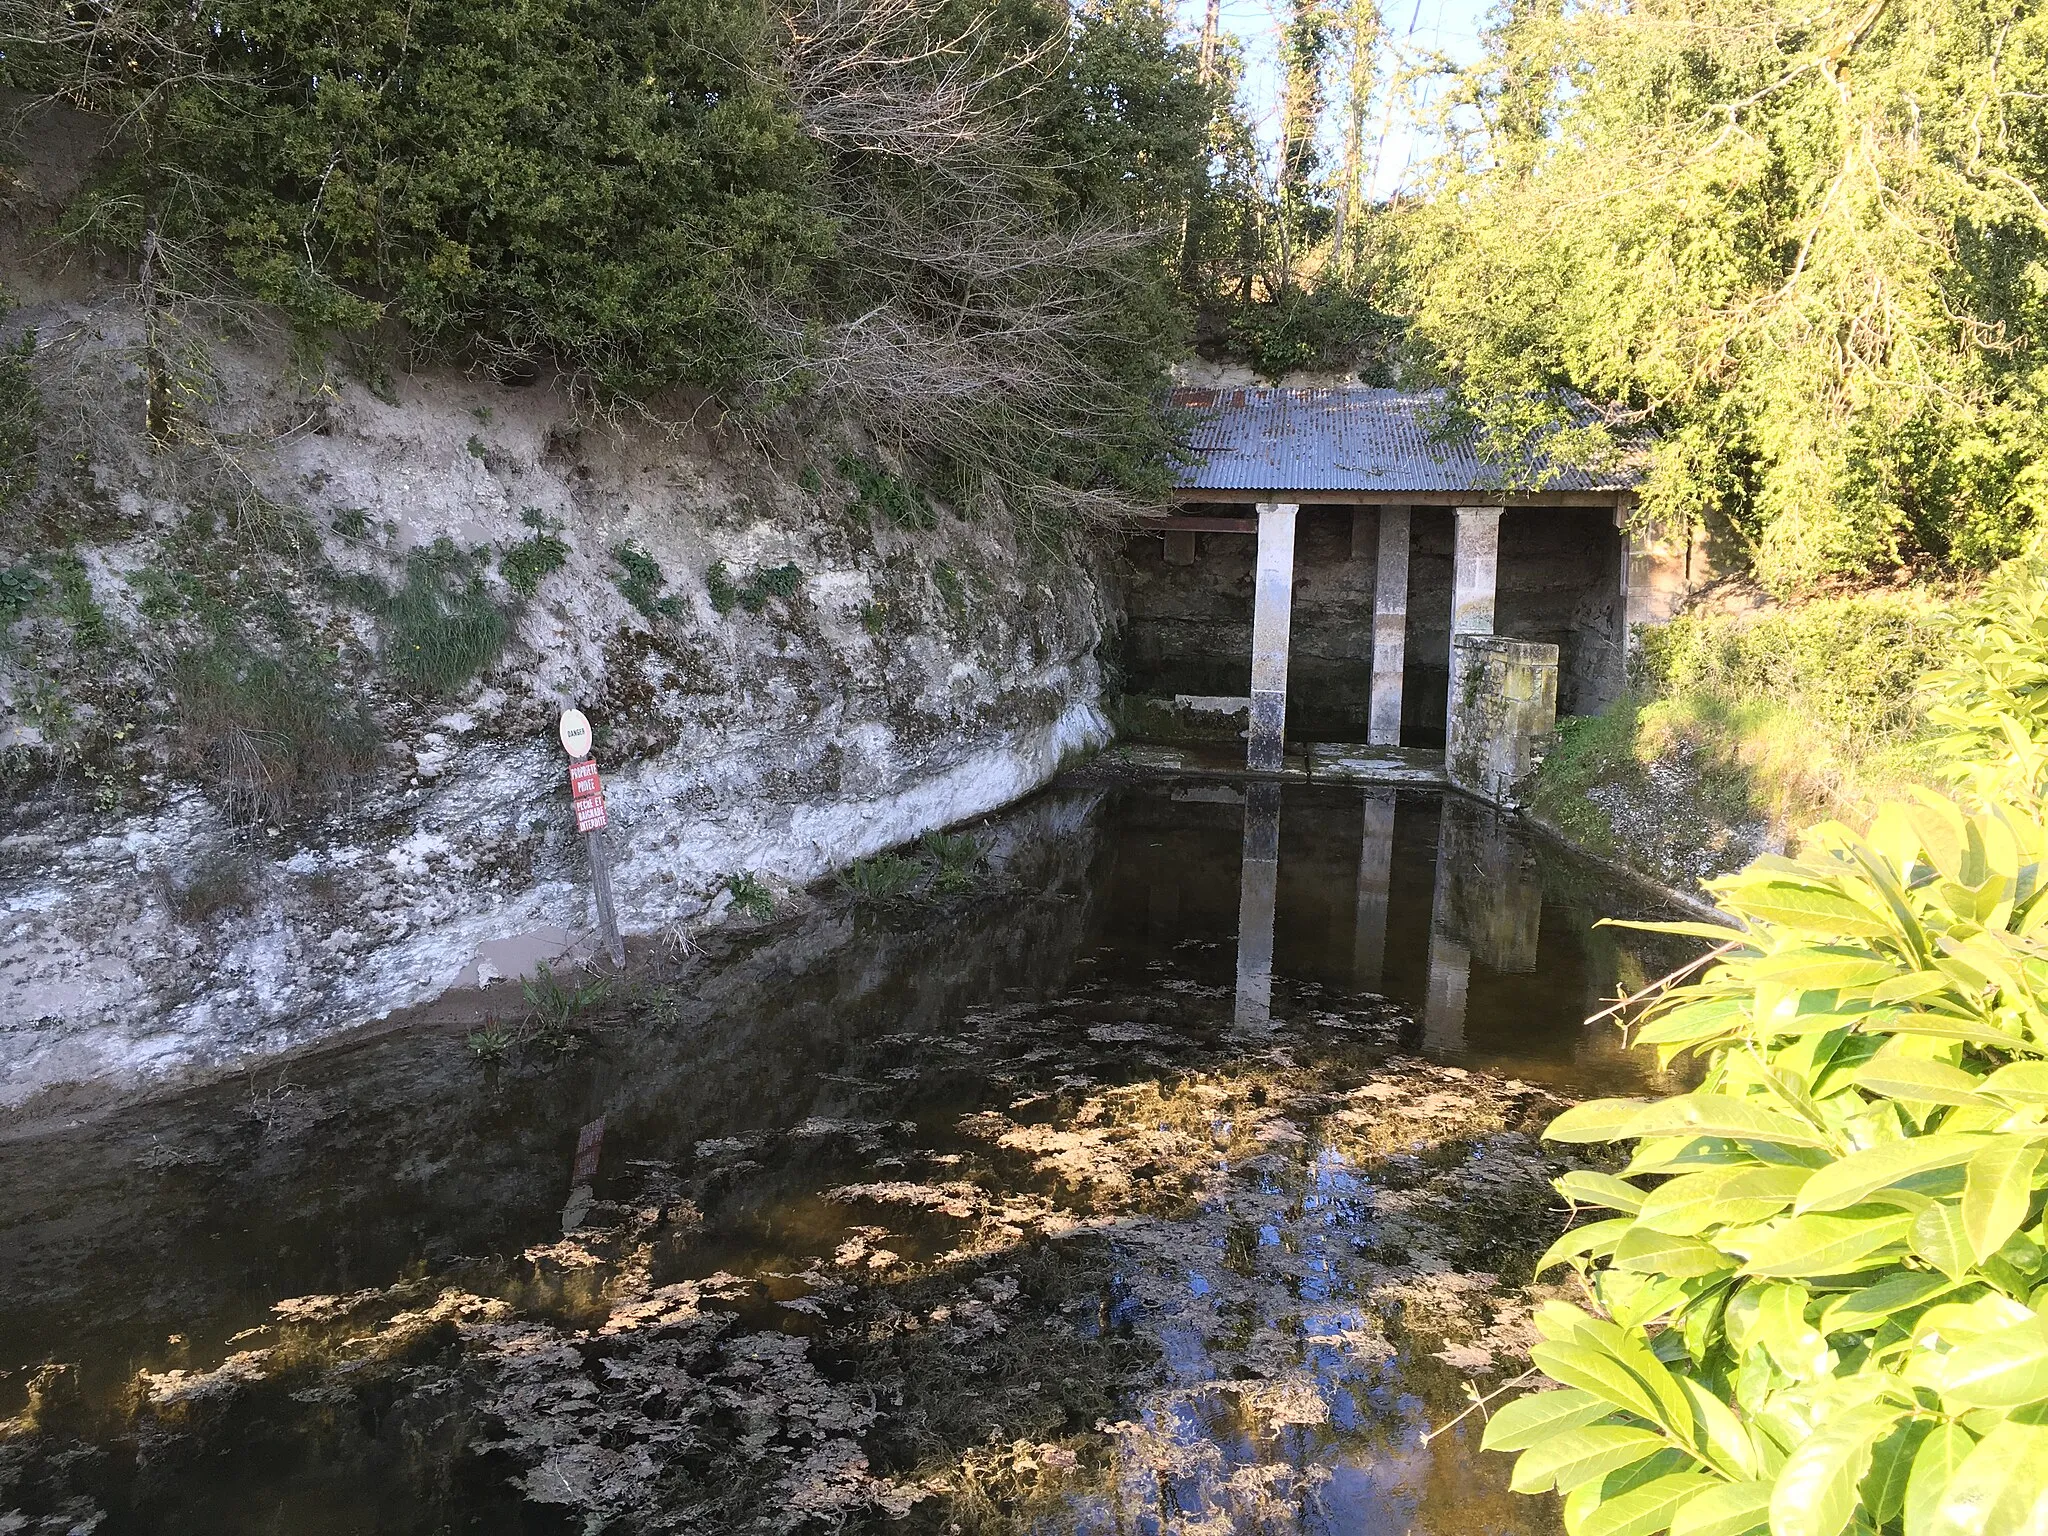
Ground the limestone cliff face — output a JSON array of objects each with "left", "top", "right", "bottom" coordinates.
[{"left": 0, "top": 305, "right": 1113, "bottom": 1112}]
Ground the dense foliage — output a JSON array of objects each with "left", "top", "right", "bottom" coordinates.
[
  {"left": 1506, "top": 547, "right": 2048, "bottom": 1535},
  {"left": 1407, "top": 0, "right": 2048, "bottom": 589},
  {"left": 0, "top": 0, "right": 1218, "bottom": 519}
]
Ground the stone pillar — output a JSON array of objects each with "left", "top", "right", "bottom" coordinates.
[
  {"left": 1234, "top": 780, "right": 1281, "bottom": 1029},
  {"left": 1423, "top": 797, "right": 1470, "bottom": 1056},
  {"left": 1352, "top": 789, "right": 1396, "bottom": 988},
  {"left": 1369, "top": 507, "right": 1410, "bottom": 746},
  {"left": 1448, "top": 506, "right": 1504, "bottom": 733},
  {"left": 1248, "top": 502, "right": 1298, "bottom": 773}
]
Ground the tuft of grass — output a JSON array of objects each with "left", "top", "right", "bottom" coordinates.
[
  {"left": 932, "top": 560, "right": 966, "bottom": 620},
  {"left": 725, "top": 870, "right": 775, "bottom": 920},
  {"left": 330, "top": 507, "right": 370, "bottom": 540},
  {"left": 379, "top": 539, "right": 508, "bottom": 698},
  {"left": 797, "top": 465, "right": 823, "bottom": 494},
  {"left": 837, "top": 853, "right": 921, "bottom": 902},
  {"left": 167, "top": 850, "right": 252, "bottom": 922},
  {"left": 523, "top": 961, "right": 607, "bottom": 1052},
  {"left": 501, "top": 531, "right": 569, "bottom": 596},
  {"left": 51, "top": 553, "right": 110, "bottom": 649},
  {"left": 466, "top": 1021, "right": 514, "bottom": 1061},
  {"left": 920, "top": 829, "right": 984, "bottom": 893},
  {"left": 170, "top": 641, "right": 379, "bottom": 820}
]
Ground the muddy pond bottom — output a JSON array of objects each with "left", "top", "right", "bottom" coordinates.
[{"left": 0, "top": 778, "right": 1694, "bottom": 1535}]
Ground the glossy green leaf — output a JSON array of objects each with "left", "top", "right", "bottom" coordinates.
[
  {"left": 1616, "top": 1226, "right": 1738, "bottom": 1279},
  {"left": 1483, "top": 1388, "right": 1616, "bottom": 1453},
  {"left": 1979, "top": 1061, "right": 2048, "bottom": 1104},
  {"left": 1919, "top": 1416, "right": 2048, "bottom": 1536},
  {"left": 1903, "top": 1423, "right": 1977, "bottom": 1536},
  {"left": 1548, "top": 1099, "right": 1654, "bottom": 1144},
  {"left": 1852, "top": 1057, "right": 1987, "bottom": 1109},
  {"left": 1731, "top": 1210, "right": 1915, "bottom": 1278},
  {"left": 1729, "top": 885, "right": 1897, "bottom": 939},
  {"left": 1768, "top": 1402, "right": 1904, "bottom": 1536},
  {"left": 1793, "top": 1136, "right": 1988, "bottom": 1214},
  {"left": 1670, "top": 1479, "right": 1771, "bottom": 1536},
  {"left": 1639, "top": 1166, "right": 1811, "bottom": 1236},
  {"left": 1936, "top": 1314, "right": 2048, "bottom": 1410},
  {"left": 1823, "top": 1270, "right": 1956, "bottom": 1333},
  {"left": 1961, "top": 1141, "right": 2043, "bottom": 1262},
  {"left": 1538, "top": 1217, "right": 1636, "bottom": 1276},
  {"left": 1582, "top": 1473, "right": 1721, "bottom": 1536},
  {"left": 1530, "top": 1340, "right": 1670, "bottom": 1430},
  {"left": 1559, "top": 1170, "right": 1649, "bottom": 1214},
  {"left": 1863, "top": 1419, "right": 1932, "bottom": 1525},
  {"left": 1624, "top": 1094, "right": 1834, "bottom": 1151},
  {"left": 1913, "top": 1202, "right": 1977, "bottom": 1280},
  {"left": 1511, "top": 1425, "right": 1669, "bottom": 1495}
]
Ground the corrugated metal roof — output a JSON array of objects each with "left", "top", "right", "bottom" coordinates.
[{"left": 1171, "top": 386, "right": 1640, "bottom": 495}]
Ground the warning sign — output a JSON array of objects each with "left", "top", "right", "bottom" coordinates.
[
  {"left": 568, "top": 759, "right": 601, "bottom": 797},
  {"left": 574, "top": 793, "right": 609, "bottom": 833}
]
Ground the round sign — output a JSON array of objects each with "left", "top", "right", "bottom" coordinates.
[{"left": 558, "top": 708, "right": 592, "bottom": 759}]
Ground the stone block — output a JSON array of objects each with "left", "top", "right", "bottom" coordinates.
[{"left": 1445, "top": 635, "right": 1558, "bottom": 809}]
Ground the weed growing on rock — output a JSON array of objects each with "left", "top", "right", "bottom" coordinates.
[
  {"left": 860, "top": 599, "right": 887, "bottom": 635},
  {"left": 0, "top": 563, "right": 41, "bottom": 624},
  {"left": 500, "top": 532, "right": 568, "bottom": 597},
  {"left": 707, "top": 560, "right": 803, "bottom": 618},
  {"left": 725, "top": 871, "right": 775, "bottom": 920},
  {"left": 932, "top": 559, "right": 966, "bottom": 620},
  {"left": 466, "top": 1022, "right": 513, "bottom": 1061},
  {"left": 166, "top": 850, "right": 252, "bottom": 922},
  {"left": 613, "top": 541, "right": 683, "bottom": 620},
  {"left": 797, "top": 465, "right": 823, "bottom": 494},
  {"left": 329, "top": 507, "right": 369, "bottom": 540},
  {"left": 0, "top": 325, "right": 40, "bottom": 514},
  {"left": 464, "top": 434, "right": 487, "bottom": 459},
  {"left": 839, "top": 455, "right": 935, "bottom": 530}
]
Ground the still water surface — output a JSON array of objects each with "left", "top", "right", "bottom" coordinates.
[{"left": 0, "top": 776, "right": 1690, "bottom": 1534}]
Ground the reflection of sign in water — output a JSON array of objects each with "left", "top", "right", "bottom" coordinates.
[{"left": 572, "top": 1116, "right": 606, "bottom": 1187}]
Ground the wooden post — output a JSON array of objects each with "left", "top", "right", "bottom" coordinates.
[
  {"left": 586, "top": 815, "right": 624, "bottom": 969},
  {"left": 1248, "top": 502, "right": 1298, "bottom": 773},
  {"left": 560, "top": 709, "right": 624, "bottom": 969},
  {"left": 1370, "top": 507, "right": 1410, "bottom": 745}
]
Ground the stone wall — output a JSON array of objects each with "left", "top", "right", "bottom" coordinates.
[{"left": 1445, "top": 635, "right": 1560, "bottom": 808}]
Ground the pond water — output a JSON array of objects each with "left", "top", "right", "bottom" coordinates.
[{"left": 0, "top": 774, "right": 1694, "bottom": 1535}]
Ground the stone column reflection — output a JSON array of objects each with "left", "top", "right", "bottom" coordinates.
[
  {"left": 1422, "top": 795, "right": 1547, "bottom": 1056},
  {"left": 1423, "top": 798, "right": 1472, "bottom": 1055},
  {"left": 1235, "top": 780, "right": 1282, "bottom": 1029},
  {"left": 1352, "top": 790, "right": 1396, "bottom": 988}
]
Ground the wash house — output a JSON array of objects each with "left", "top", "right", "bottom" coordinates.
[{"left": 1125, "top": 387, "right": 1682, "bottom": 780}]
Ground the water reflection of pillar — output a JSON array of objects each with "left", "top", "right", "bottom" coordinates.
[
  {"left": 1423, "top": 797, "right": 1548, "bottom": 1056},
  {"left": 1352, "top": 790, "right": 1396, "bottom": 988},
  {"left": 1235, "top": 780, "right": 1282, "bottom": 1029},
  {"left": 1423, "top": 799, "right": 1472, "bottom": 1055}
]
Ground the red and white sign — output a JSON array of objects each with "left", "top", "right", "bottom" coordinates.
[
  {"left": 569, "top": 760, "right": 601, "bottom": 797},
  {"left": 574, "top": 794, "right": 609, "bottom": 833}
]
